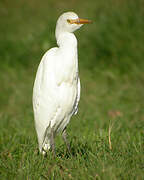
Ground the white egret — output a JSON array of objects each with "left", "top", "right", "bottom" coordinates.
[{"left": 33, "top": 12, "right": 91, "bottom": 155}]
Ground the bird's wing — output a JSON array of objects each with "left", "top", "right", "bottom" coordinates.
[
  {"left": 33, "top": 46, "right": 79, "bottom": 136},
  {"left": 33, "top": 48, "right": 62, "bottom": 129}
]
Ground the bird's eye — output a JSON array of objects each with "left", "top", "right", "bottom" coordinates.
[
  {"left": 67, "top": 19, "right": 77, "bottom": 24},
  {"left": 67, "top": 19, "right": 71, "bottom": 24}
]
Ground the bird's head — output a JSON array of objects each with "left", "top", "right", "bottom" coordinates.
[{"left": 55, "top": 12, "right": 92, "bottom": 40}]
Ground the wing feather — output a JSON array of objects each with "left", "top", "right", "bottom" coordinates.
[
  {"left": 73, "top": 77, "right": 80, "bottom": 115},
  {"left": 33, "top": 48, "right": 61, "bottom": 129}
]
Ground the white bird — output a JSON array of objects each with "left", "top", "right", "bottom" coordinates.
[{"left": 33, "top": 12, "right": 91, "bottom": 155}]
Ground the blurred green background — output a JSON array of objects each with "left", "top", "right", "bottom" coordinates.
[{"left": 0, "top": 0, "right": 143, "bottom": 179}]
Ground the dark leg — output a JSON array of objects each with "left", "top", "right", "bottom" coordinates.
[
  {"left": 50, "top": 128, "right": 56, "bottom": 157},
  {"left": 62, "top": 128, "right": 71, "bottom": 154}
]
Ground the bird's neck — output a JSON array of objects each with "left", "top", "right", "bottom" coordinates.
[{"left": 56, "top": 32, "right": 77, "bottom": 49}]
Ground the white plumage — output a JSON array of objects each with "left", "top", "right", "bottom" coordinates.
[{"left": 33, "top": 12, "right": 91, "bottom": 155}]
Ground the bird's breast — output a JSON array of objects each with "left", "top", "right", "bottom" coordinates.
[{"left": 55, "top": 48, "right": 78, "bottom": 86}]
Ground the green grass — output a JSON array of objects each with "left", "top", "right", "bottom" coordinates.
[{"left": 0, "top": 0, "right": 144, "bottom": 179}]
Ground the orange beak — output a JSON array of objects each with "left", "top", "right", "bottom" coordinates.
[{"left": 67, "top": 18, "right": 92, "bottom": 24}]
